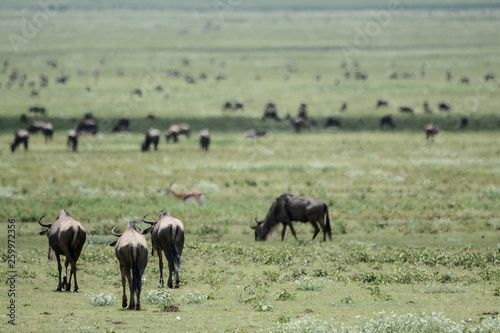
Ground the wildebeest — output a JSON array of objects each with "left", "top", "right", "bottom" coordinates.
[
  {"left": 298, "top": 102, "right": 308, "bottom": 119},
  {"left": 425, "top": 123, "right": 439, "bottom": 141},
  {"left": 244, "top": 128, "right": 266, "bottom": 138},
  {"left": 38, "top": 210, "right": 86, "bottom": 292},
  {"left": 108, "top": 221, "right": 148, "bottom": 310},
  {"left": 234, "top": 101, "right": 244, "bottom": 111},
  {"left": 324, "top": 117, "right": 342, "bottom": 128},
  {"left": 10, "top": 129, "right": 29, "bottom": 152},
  {"left": 484, "top": 72, "right": 495, "bottom": 81},
  {"left": 199, "top": 129, "right": 210, "bottom": 151},
  {"left": 252, "top": 193, "right": 332, "bottom": 242},
  {"left": 262, "top": 102, "right": 280, "bottom": 121},
  {"left": 165, "top": 125, "right": 180, "bottom": 143},
  {"left": 376, "top": 99, "right": 388, "bottom": 108},
  {"left": 460, "top": 116, "right": 469, "bottom": 129},
  {"left": 142, "top": 211, "right": 185, "bottom": 288},
  {"left": 380, "top": 114, "right": 395, "bottom": 129},
  {"left": 461, "top": 76, "right": 470, "bottom": 84},
  {"left": 56, "top": 75, "right": 69, "bottom": 84},
  {"left": 29, "top": 105, "right": 46, "bottom": 115},
  {"left": 141, "top": 128, "right": 160, "bottom": 152},
  {"left": 399, "top": 106, "right": 414, "bottom": 114},
  {"left": 112, "top": 117, "right": 130, "bottom": 132},
  {"left": 438, "top": 102, "right": 450, "bottom": 112},
  {"left": 27, "top": 121, "right": 54, "bottom": 142},
  {"left": 289, "top": 116, "right": 311, "bottom": 133},
  {"left": 423, "top": 101, "right": 433, "bottom": 114},
  {"left": 67, "top": 129, "right": 78, "bottom": 152},
  {"left": 76, "top": 114, "right": 98, "bottom": 136},
  {"left": 223, "top": 101, "right": 233, "bottom": 111},
  {"left": 131, "top": 88, "right": 142, "bottom": 97}
]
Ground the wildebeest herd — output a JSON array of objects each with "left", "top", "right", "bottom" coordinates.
[{"left": 38, "top": 191, "right": 329, "bottom": 310}]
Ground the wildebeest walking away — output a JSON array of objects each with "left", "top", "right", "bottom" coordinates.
[
  {"left": 109, "top": 221, "right": 148, "bottom": 310},
  {"left": 252, "top": 194, "right": 332, "bottom": 241},
  {"left": 38, "top": 210, "right": 86, "bottom": 292},
  {"left": 142, "top": 210, "right": 185, "bottom": 288}
]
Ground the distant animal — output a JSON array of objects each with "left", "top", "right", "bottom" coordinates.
[
  {"left": 380, "top": 115, "right": 395, "bottom": 129},
  {"left": 339, "top": 102, "right": 347, "bottom": 113},
  {"left": 244, "top": 128, "right": 266, "bottom": 138},
  {"left": 223, "top": 101, "right": 233, "bottom": 111},
  {"left": 141, "top": 128, "right": 160, "bottom": 152},
  {"left": 10, "top": 129, "right": 29, "bottom": 152},
  {"left": 29, "top": 105, "right": 46, "bottom": 115},
  {"left": 289, "top": 116, "right": 311, "bottom": 133},
  {"left": 27, "top": 121, "right": 54, "bottom": 142},
  {"left": 108, "top": 221, "right": 148, "bottom": 310},
  {"left": 131, "top": 88, "right": 142, "bottom": 97},
  {"left": 234, "top": 101, "right": 244, "bottom": 111},
  {"left": 199, "top": 129, "right": 210, "bottom": 151},
  {"left": 76, "top": 116, "right": 98, "bottom": 136},
  {"left": 165, "top": 125, "right": 180, "bottom": 143},
  {"left": 166, "top": 181, "right": 205, "bottom": 206},
  {"left": 423, "top": 101, "right": 433, "bottom": 114},
  {"left": 262, "top": 102, "right": 280, "bottom": 121},
  {"left": 484, "top": 72, "right": 495, "bottom": 81},
  {"left": 438, "top": 102, "right": 450, "bottom": 112},
  {"left": 56, "top": 75, "right": 69, "bottom": 84},
  {"left": 38, "top": 210, "right": 86, "bottom": 292},
  {"left": 376, "top": 99, "right": 388, "bottom": 108},
  {"left": 460, "top": 77, "right": 470, "bottom": 84},
  {"left": 460, "top": 117, "right": 469, "bottom": 129},
  {"left": 354, "top": 71, "right": 367, "bottom": 80},
  {"left": 177, "top": 123, "right": 191, "bottom": 138},
  {"left": 252, "top": 193, "right": 332, "bottom": 242},
  {"left": 142, "top": 211, "right": 185, "bottom": 289},
  {"left": 298, "top": 102, "right": 308, "bottom": 119},
  {"left": 324, "top": 117, "right": 342, "bottom": 128},
  {"left": 112, "top": 117, "right": 130, "bottom": 132},
  {"left": 399, "top": 106, "right": 414, "bottom": 114},
  {"left": 67, "top": 129, "right": 78, "bottom": 152},
  {"left": 425, "top": 123, "right": 439, "bottom": 141}
]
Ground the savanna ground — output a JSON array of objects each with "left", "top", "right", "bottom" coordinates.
[{"left": 0, "top": 1, "right": 499, "bottom": 332}]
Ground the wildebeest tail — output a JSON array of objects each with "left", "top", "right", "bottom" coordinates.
[
  {"left": 170, "top": 227, "right": 182, "bottom": 271},
  {"left": 130, "top": 245, "right": 142, "bottom": 299},
  {"left": 325, "top": 204, "right": 332, "bottom": 241}
]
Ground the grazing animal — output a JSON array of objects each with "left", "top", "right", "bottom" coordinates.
[
  {"left": 165, "top": 125, "right": 180, "bottom": 143},
  {"left": 234, "top": 101, "right": 244, "bottom": 111},
  {"left": 484, "top": 72, "right": 495, "bottom": 81},
  {"left": 423, "top": 101, "right": 433, "bottom": 114},
  {"left": 438, "top": 102, "right": 450, "bottom": 112},
  {"left": 76, "top": 115, "right": 98, "bottom": 136},
  {"left": 109, "top": 222, "right": 148, "bottom": 310},
  {"left": 141, "top": 128, "right": 160, "bottom": 152},
  {"left": 112, "top": 117, "right": 130, "bottom": 132},
  {"left": 461, "top": 77, "right": 470, "bottom": 84},
  {"left": 29, "top": 105, "right": 46, "bottom": 115},
  {"left": 10, "top": 129, "right": 29, "bottom": 152},
  {"left": 38, "top": 210, "right": 86, "bottom": 292},
  {"left": 142, "top": 211, "right": 185, "bottom": 289},
  {"left": 56, "top": 75, "right": 69, "bottom": 84},
  {"left": 223, "top": 101, "right": 233, "bottom": 111},
  {"left": 425, "top": 123, "right": 439, "bottom": 141},
  {"left": 244, "top": 128, "right": 266, "bottom": 138},
  {"left": 27, "top": 121, "right": 54, "bottom": 142},
  {"left": 177, "top": 123, "right": 191, "bottom": 138},
  {"left": 399, "top": 106, "right": 414, "bottom": 114},
  {"left": 131, "top": 88, "right": 142, "bottom": 97},
  {"left": 262, "top": 102, "right": 280, "bottom": 121},
  {"left": 199, "top": 129, "right": 210, "bottom": 151},
  {"left": 460, "top": 116, "right": 469, "bottom": 129},
  {"left": 289, "top": 116, "right": 311, "bottom": 133},
  {"left": 252, "top": 193, "right": 332, "bottom": 242},
  {"left": 324, "top": 117, "right": 342, "bottom": 128},
  {"left": 67, "top": 129, "right": 78, "bottom": 152},
  {"left": 166, "top": 181, "right": 205, "bottom": 206},
  {"left": 298, "top": 102, "right": 308, "bottom": 119},
  {"left": 380, "top": 114, "right": 395, "bottom": 129},
  {"left": 376, "top": 99, "right": 388, "bottom": 108}
]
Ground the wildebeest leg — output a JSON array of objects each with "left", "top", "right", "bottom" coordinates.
[
  {"left": 125, "top": 266, "right": 134, "bottom": 310},
  {"left": 56, "top": 254, "right": 63, "bottom": 291},
  {"left": 23, "top": 139, "right": 28, "bottom": 151},
  {"left": 281, "top": 223, "right": 288, "bottom": 241},
  {"left": 310, "top": 221, "right": 321, "bottom": 240},
  {"left": 120, "top": 266, "right": 127, "bottom": 308},
  {"left": 167, "top": 258, "right": 174, "bottom": 289},
  {"left": 158, "top": 250, "right": 164, "bottom": 287},
  {"left": 287, "top": 222, "right": 298, "bottom": 240},
  {"left": 63, "top": 258, "right": 70, "bottom": 291}
]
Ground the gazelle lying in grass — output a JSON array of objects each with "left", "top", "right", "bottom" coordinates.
[{"left": 166, "top": 182, "right": 205, "bottom": 206}]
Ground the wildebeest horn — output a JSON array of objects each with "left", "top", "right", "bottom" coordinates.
[
  {"left": 38, "top": 215, "right": 51, "bottom": 228},
  {"left": 136, "top": 225, "right": 143, "bottom": 233},
  {"left": 142, "top": 226, "right": 152, "bottom": 234},
  {"left": 142, "top": 214, "right": 156, "bottom": 225},
  {"left": 111, "top": 225, "right": 122, "bottom": 237}
]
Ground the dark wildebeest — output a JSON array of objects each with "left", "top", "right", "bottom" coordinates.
[
  {"left": 56, "top": 75, "right": 69, "bottom": 84},
  {"left": 376, "top": 99, "right": 388, "bottom": 108},
  {"left": 234, "top": 101, "right": 244, "bottom": 111},
  {"left": 112, "top": 117, "right": 130, "bottom": 132},
  {"left": 251, "top": 194, "right": 332, "bottom": 242},
  {"left": 484, "top": 72, "right": 495, "bottom": 81},
  {"left": 380, "top": 114, "right": 395, "bottom": 129},
  {"left": 244, "top": 128, "right": 266, "bottom": 138},
  {"left": 10, "top": 129, "right": 29, "bottom": 152},
  {"left": 461, "top": 77, "right": 470, "bottom": 84},
  {"left": 262, "top": 102, "right": 280, "bottom": 121},
  {"left": 177, "top": 123, "right": 191, "bottom": 138},
  {"left": 67, "top": 129, "right": 78, "bottom": 152},
  {"left": 399, "top": 106, "right": 414, "bottom": 114},
  {"left": 76, "top": 115, "right": 98, "bottom": 135},
  {"left": 223, "top": 101, "right": 233, "bottom": 111},
  {"left": 425, "top": 123, "right": 439, "bottom": 141},
  {"left": 298, "top": 102, "right": 308, "bottom": 119},
  {"left": 199, "top": 129, "right": 210, "bottom": 151},
  {"left": 109, "top": 221, "right": 148, "bottom": 310},
  {"left": 289, "top": 116, "right": 311, "bottom": 133},
  {"left": 131, "top": 88, "right": 142, "bottom": 97},
  {"left": 460, "top": 117, "right": 469, "bottom": 129},
  {"left": 27, "top": 121, "right": 54, "bottom": 142},
  {"left": 438, "top": 102, "right": 450, "bottom": 112},
  {"left": 38, "top": 210, "right": 86, "bottom": 292},
  {"left": 29, "top": 105, "right": 46, "bottom": 115},
  {"left": 354, "top": 71, "right": 367, "bottom": 80},
  {"left": 141, "top": 128, "right": 160, "bottom": 152},
  {"left": 142, "top": 211, "right": 185, "bottom": 289},
  {"left": 324, "top": 117, "right": 342, "bottom": 128}
]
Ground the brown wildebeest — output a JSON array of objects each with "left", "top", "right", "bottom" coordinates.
[
  {"left": 425, "top": 123, "right": 439, "bottom": 141},
  {"left": 67, "top": 129, "right": 78, "bottom": 152},
  {"left": 165, "top": 125, "right": 180, "bottom": 143},
  {"left": 438, "top": 102, "right": 450, "bottom": 112},
  {"left": 38, "top": 210, "right": 86, "bottom": 292},
  {"left": 324, "top": 117, "right": 342, "bottom": 128},
  {"left": 399, "top": 106, "right": 414, "bottom": 114},
  {"left": 244, "top": 128, "right": 266, "bottom": 138},
  {"left": 234, "top": 101, "right": 244, "bottom": 111},
  {"left": 29, "top": 105, "right": 46, "bottom": 115},
  {"left": 177, "top": 123, "right": 191, "bottom": 138},
  {"left": 76, "top": 114, "right": 98, "bottom": 135},
  {"left": 376, "top": 99, "right": 388, "bottom": 108},
  {"left": 10, "top": 129, "right": 29, "bottom": 152},
  {"left": 109, "top": 221, "right": 148, "bottom": 310},
  {"left": 199, "top": 129, "right": 210, "bottom": 151},
  {"left": 141, "top": 128, "right": 160, "bottom": 152},
  {"left": 251, "top": 193, "right": 332, "bottom": 242},
  {"left": 380, "top": 114, "right": 395, "bottom": 129},
  {"left": 27, "top": 121, "right": 54, "bottom": 142},
  {"left": 142, "top": 211, "right": 185, "bottom": 289}
]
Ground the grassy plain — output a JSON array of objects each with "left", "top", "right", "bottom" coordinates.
[{"left": 0, "top": 2, "right": 499, "bottom": 332}]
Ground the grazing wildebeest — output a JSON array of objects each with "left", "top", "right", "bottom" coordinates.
[
  {"left": 244, "top": 128, "right": 266, "bottom": 138},
  {"left": 142, "top": 211, "right": 185, "bottom": 289},
  {"left": 165, "top": 125, "right": 180, "bottom": 143},
  {"left": 339, "top": 102, "right": 347, "bottom": 113},
  {"left": 56, "top": 75, "right": 69, "bottom": 84},
  {"left": 460, "top": 116, "right": 469, "bottom": 129},
  {"left": 298, "top": 102, "right": 308, "bottom": 119},
  {"left": 423, "top": 101, "right": 433, "bottom": 114},
  {"left": 425, "top": 123, "right": 439, "bottom": 141},
  {"left": 399, "top": 106, "right": 414, "bottom": 114},
  {"left": 29, "top": 105, "right": 46, "bottom": 115},
  {"left": 289, "top": 116, "right": 311, "bottom": 133},
  {"left": 199, "top": 129, "right": 210, "bottom": 151},
  {"left": 141, "top": 128, "right": 160, "bottom": 152},
  {"left": 461, "top": 77, "right": 470, "bottom": 84},
  {"left": 252, "top": 194, "right": 332, "bottom": 242},
  {"left": 223, "top": 101, "right": 233, "bottom": 111},
  {"left": 484, "top": 72, "right": 495, "bottom": 81},
  {"left": 380, "top": 114, "right": 395, "bottom": 129},
  {"left": 10, "top": 129, "right": 29, "bottom": 152},
  {"left": 109, "top": 222, "right": 148, "bottom": 310},
  {"left": 234, "top": 101, "right": 244, "bottom": 111},
  {"left": 354, "top": 71, "right": 367, "bottom": 80},
  {"left": 67, "top": 129, "right": 78, "bottom": 152},
  {"left": 262, "top": 102, "right": 280, "bottom": 121},
  {"left": 131, "top": 88, "right": 142, "bottom": 97},
  {"left": 27, "top": 121, "right": 54, "bottom": 142},
  {"left": 438, "top": 102, "right": 450, "bottom": 112},
  {"left": 177, "top": 123, "right": 191, "bottom": 138},
  {"left": 112, "top": 117, "right": 130, "bottom": 132},
  {"left": 376, "top": 99, "right": 388, "bottom": 108},
  {"left": 76, "top": 114, "right": 98, "bottom": 136},
  {"left": 324, "top": 116, "right": 342, "bottom": 128},
  {"left": 38, "top": 210, "right": 86, "bottom": 292}
]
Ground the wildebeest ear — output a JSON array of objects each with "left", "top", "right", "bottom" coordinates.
[
  {"left": 108, "top": 241, "right": 117, "bottom": 247},
  {"left": 39, "top": 230, "right": 49, "bottom": 235},
  {"left": 250, "top": 225, "right": 258, "bottom": 230}
]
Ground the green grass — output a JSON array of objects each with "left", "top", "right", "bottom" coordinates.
[{"left": 0, "top": 3, "right": 499, "bottom": 332}]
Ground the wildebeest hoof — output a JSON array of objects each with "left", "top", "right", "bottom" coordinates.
[{"left": 122, "top": 301, "right": 128, "bottom": 308}]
